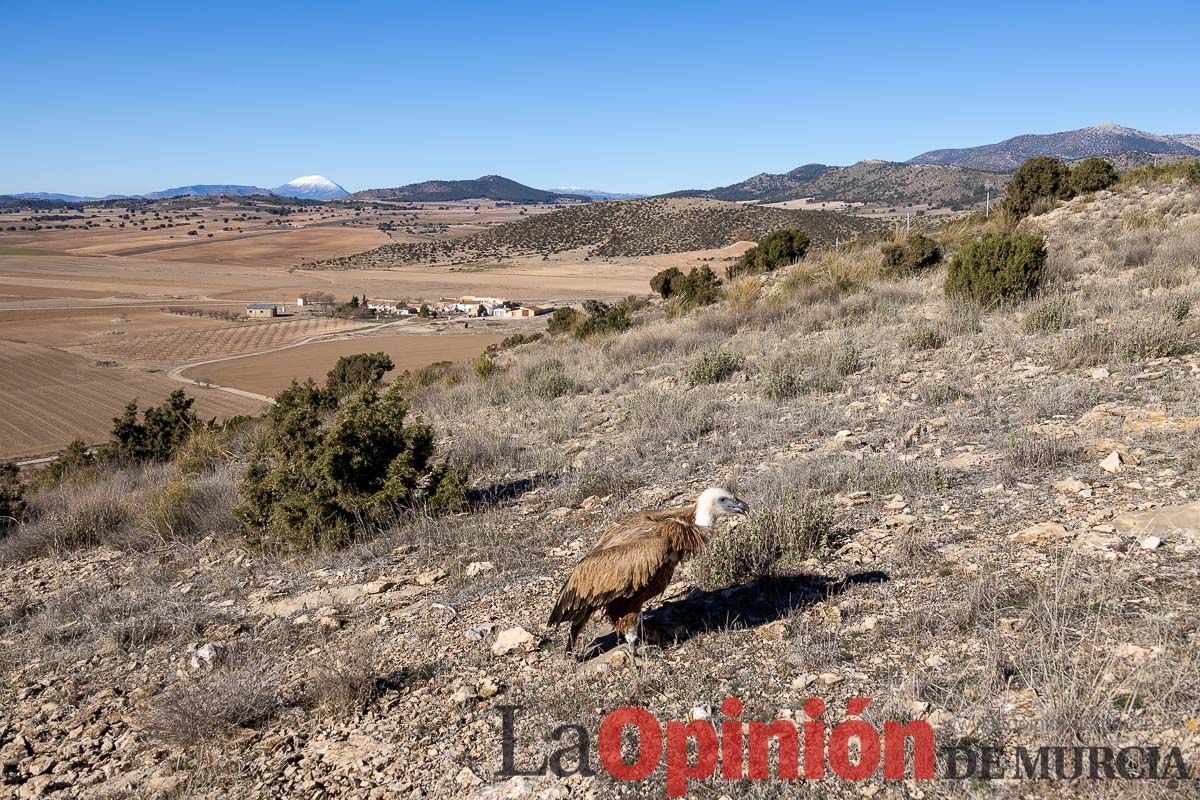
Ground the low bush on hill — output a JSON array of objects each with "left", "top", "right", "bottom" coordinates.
[
  {"left": 109, "top": 389, "right": 200, "bottom": 464},
  {"left": 1021, "top": 296, "right": 1073, "bottom": 334},
  {"left": 944, "top": 232, "right": 1047, "bottom": 308},
  {"left": 651, "top": 265, "right": 724, "bottom": 308},
  {"left": 687, "top": 350, "right": 744, "bottom": 385},
  {"left": 1069, "top": 157, "right": 1119, "bottom": 194},
  {"left": 727, "top": 229, "right": 810, "bottom": 279},
  {"left": 880, "top": 233, "right": 942, "bottom": 278},
  {"left": 1005, "top": 156, "right": 1072, "bottom": 218},
  {"left": 697, "top": 497, "right": 832, "bottom": 588},
  {"left": 901, "top": 321, "right": 947, "bottom": 350},
  {"left": 236, "top": 356, "right": 467, "bottom": 549}
]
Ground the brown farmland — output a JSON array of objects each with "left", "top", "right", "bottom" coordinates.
[
  {"left": 182, "top": 333, "right": 506, "bottom": 398},
  {"left": 0, "top": 340, "right": 265, "bottom": 460}
]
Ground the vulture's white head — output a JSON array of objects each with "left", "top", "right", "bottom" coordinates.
[{"left": 694, "top": 486, "right": 750, "bottom": 528}]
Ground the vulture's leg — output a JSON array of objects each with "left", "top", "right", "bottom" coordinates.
[
  {"left": 567, "top": 617, "right": 587, "bottom": 654},
  {"left": 614, "top": 610, "right": 642, "bottom": 665}
]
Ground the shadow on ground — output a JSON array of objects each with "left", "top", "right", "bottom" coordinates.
[{"left": 577, "top": 570, "right": 889, "bottom": 660}]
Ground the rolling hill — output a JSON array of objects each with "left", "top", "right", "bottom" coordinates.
[
  {"left": 143, "top": 184, "right": 271, "bottom": 200},
  {"left": 908, "top": 123, "right": 1200, "bottom": 171},
  {"left": 669, "top": 161, "right": 1003, "bottom": 209},
  {"left": 312, "top": 197, "right": 875, "bottom": 269},
  {"left": 346, "top": 175, "right": 589, "bottom": 204}
]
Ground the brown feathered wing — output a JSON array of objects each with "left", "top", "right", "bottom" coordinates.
[{"left": 548, "top": 509, "right": 701, "bottom": 635}]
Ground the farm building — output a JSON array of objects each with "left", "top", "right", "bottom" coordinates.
[
  {"left": 246, "top": 303, "right": 278, "bottom": 318},
  {"left": 506, "top": 305, "right": 551, "bottom": 318}
]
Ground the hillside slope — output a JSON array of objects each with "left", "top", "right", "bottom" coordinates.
[
  {"left": 313, "top": 197, "right": 874, "bottom": 268},
  {"left": 670, "top": 161, "right": 1004, "bottom": 208},
  {"left": 347, "top": 175, "right": 588, "bottom": 204},
  {"left": 909, "top": 123, "right": 1199, "bottom": 171},
  {"left": 2, "top": 174, "right": 1199, "bottom": 797}
]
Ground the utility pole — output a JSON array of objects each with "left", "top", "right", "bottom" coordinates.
[{"left": 986, "top": 190, "right": 991, "bottom": 218}]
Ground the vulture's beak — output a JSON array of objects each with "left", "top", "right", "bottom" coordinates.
[{"left": 732, "top": 500, "right": 749, "bottom": 516}]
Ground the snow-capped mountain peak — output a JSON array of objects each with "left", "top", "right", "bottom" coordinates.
[{"left": 271, "top": 175, "right": 349, "bottom": 200}]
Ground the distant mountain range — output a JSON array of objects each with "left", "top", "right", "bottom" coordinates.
[
  {"left": 908, "top": 124, "right": 1200, "bottom": 171},
  {"left": 5, "top": 125, "right": 1199, "bottom": 210},
  {"left": 669, "top": 124, "right": 1200, "bottom": 210},
  {"left": 5, "top": 175, "right": 349, "bottom": 203},
  {"left": 667, "top": 161, "right": 1004, "bottom": 209},
  {"left": 346, "top": 175, "right": 589, "bottom": 204},
  {"left": 549, "top": 187, "right": 647, "bottom": 201}
]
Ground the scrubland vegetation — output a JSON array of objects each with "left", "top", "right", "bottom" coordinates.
[{"left": 2, "top": 159, "right": 1199, "bottom": 797}]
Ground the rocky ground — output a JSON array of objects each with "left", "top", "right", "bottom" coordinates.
[{"left": 2, "top": 178, "right": 1199, "bottom": 798}]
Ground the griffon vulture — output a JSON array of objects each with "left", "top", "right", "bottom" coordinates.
[{"left": 548, "top": 487, "right": 749, "bottom": 653}]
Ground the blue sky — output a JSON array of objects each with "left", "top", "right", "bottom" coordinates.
[{"left": 3, "top": 0, "right": 1198, "bottom": 196}]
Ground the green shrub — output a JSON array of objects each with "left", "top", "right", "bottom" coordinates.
[
  {"left": 425, "top": 465, "right": 471, "bottom": 515},
  {"left": 1004, "top": 156, "right": 1072, "bottom": 218},
  {"left": 473, "top": 354, "right": 499, "bottom": 381},
  {"left": 650, "top": 267, "right": 684, "bottom": 299},
  {"left": 138, "top": 476, "right": 195, "bottom": 540},
  {"left": 1069, "top": 158, "right": 1118, "bottom": 194},
  {"left": 547, "top": 307, "right": 581, "bottom": 336},
  {"left": 697, "top": 498, "right": 832, "bottom": 588},
  {"left": 1164, "top": 296, "right": 1191, "bottom": 323},
  {"left": 575, "top": 300, "right": 632, "bottom": 339},
  {"left": 1021, "top": 296, "right": 1073, "bottom": 334},
  {"left": 686, "top": 350, "right": 744, "bottom": 385},
  {"left": 880, "top": 233, "right": 942, "bottom": 278},
  {"left": 675, "top": 266, "right": 723, "bottom": 309},
  {"left": 488, "top": 332, "right": 543, "bottom": 351},
  {"left": 109, "top": 390, "right": 200, "bottom": 464},
  {"left": 727, "top": 229, "right": 811, "bottom": 279},
  {"left": 944, "top": 232, "right": 1047, "bottom": 308},
  {"left": 325, "top": 352, "right": 393, "bottom": 397},
  {"left": 0, "top": 462, "right": 23, "bottom": 528},
  {"left": 236, "top": 378, "right": 452, "bottom": 549},
  {"left": 901, "top": 321, "right": 947, "bottom": 350}
]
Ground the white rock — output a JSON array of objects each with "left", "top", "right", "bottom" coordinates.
[
  {"left": 791, "top": 673, "right": 818, "bottom": 690},
  {"left": 188, "top": 642, "right": 225, "bottom": 671},
  {"left": 1140, "top": 536, "right": 1163, "bottom": 550},
  {"left": 1099, "top": 451, "right": 1124, "bottom": 474},
  {"left": 465, "top": 561, "right": 495, "bottom": 578},
  {"left": 414, "top": 568, "right": 446, "bottom": 586},
  {"left": 491, "top": 626, "right": 538, "bottom": 656},
  {"left": 1054, "top": 477, "right": 1089, "bottom": 495},
  {"left": 1009, "top": 521, "right": 1070, "bottom": 544}
]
